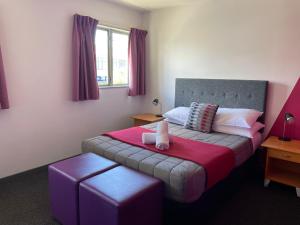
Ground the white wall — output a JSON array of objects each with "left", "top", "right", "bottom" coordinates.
[
  {"left": 2, "top": 0, "right": 300, "bottom": 178},
  {"left": 144, "top": 0, "right": 300, "bottom": 133},
  {"left": 0, "top": 0, "right": 146, "bottom": 178}
]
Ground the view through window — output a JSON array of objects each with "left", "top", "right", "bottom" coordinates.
[{"left": 95, "top": 26, "right": 129, "bottom": 87}]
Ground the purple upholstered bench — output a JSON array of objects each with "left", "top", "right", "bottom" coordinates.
[
  {"left": 79, "top": 166, "right": 163, "bottom": 225},
  {"left": 48, "top": 153, "right": 118, "bottom": 225}
]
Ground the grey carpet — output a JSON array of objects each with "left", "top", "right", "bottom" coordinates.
[
  {"left": 0, "top": 167, "right": 59, "bottom": 225},
  {"left": 0, "top": 166, "right": 300, "bottom": 225}
]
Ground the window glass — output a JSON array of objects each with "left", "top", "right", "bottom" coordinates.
[
  {"left": 112, "top": 32, "right": 129, "bottom": 85},
  {"left": 95, "top": 27, "right": 129, "bottom": 87},
  {"left": 95, "top": 29, "right": 109, "bottom": 86}
]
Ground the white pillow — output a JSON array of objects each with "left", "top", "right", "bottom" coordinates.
[
  {"left": 163, "top": 107, "right": 190, "bottom": 125},
  {"left": 214, "top": 108, "right": 263, "bottom": 128},
  {"left": 213, "top": 122, "right": 265, "bottom": 138}
]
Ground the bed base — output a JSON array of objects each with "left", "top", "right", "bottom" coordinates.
[{"left": 163, "top": 152, "right": 263, "bottom": 225}]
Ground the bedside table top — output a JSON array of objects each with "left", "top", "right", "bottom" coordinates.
[
  {"left": 261, "top": 136, "right": 300, "bottom": 154},
  {"left": 131, "top": 113, "right": 164, "bottom": 122}
]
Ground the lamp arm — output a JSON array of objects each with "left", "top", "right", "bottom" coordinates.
[
  {"left": 282, "top": 120, "right": 287, "bottom": 139},
  {"left": 159, "top": 102, "right": 162, "bottom": 115}
]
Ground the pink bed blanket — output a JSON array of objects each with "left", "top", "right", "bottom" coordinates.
[{"left": 104, "top": 127, "right": 235, "bottom": 189}]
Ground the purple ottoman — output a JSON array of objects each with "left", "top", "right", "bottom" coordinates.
[
  {"left": 48, "top": 153, "right": 118, "bottom": 225},
  {"left": 79, "top": 166, "right": 163, "bottom": 225}
]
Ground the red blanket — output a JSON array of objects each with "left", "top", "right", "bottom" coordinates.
[{"left": 104, "top": 127, "right": 235, "bottom": 189}]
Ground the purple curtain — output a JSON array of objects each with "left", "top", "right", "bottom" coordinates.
[
  {"left": 0, "top": 47, "right": 9, "bottom": 109},
  {"left": 128, "top": 28, "right": 148, "bottom": 96},
  {"left": 72, "top": 14, "right": 99, "bottom": 101}
]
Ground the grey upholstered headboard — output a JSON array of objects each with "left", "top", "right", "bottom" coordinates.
[{"left": 175, "top": 78, "right": 268, "bottom": 121}]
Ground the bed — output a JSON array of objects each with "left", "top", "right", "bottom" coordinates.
[{"left": 82, "top": 78, "right": 268, "bottom": 203}]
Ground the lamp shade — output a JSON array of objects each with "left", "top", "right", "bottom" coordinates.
[
  {"left": 285, "top": 112, "right": 295, "bottom": 123},
  {"left": 152, "top": 98, "right": 159, "bottom": 106}
]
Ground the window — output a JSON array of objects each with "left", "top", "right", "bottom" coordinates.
[{"left": 95, "top": 26, "right": 129, "bottom": 87}]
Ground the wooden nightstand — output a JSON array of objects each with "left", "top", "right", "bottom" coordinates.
[
  {"left": 261, "top": 136, "right": 300, "bottom": 197},
  {"left": 131, "top": 113, "right": 164, "bottom": 126}
]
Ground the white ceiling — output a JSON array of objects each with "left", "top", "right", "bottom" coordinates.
[{"left": 106, "top": 0, "right": 201, "bottom": 11}]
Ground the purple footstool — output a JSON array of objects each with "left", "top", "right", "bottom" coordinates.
[
  {"left": 48, "top": 153, "right": 118, "bottom": 225},
  {"left": 79, "top": 166, "right": 163, "bottom": 225}
]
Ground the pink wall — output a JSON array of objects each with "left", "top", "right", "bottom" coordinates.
[
  {"left": 0, "top": 0, "right": 146, "bottom": 178},
  {"left": 269, "top": 77, "right": 300, "bottom": 140}
]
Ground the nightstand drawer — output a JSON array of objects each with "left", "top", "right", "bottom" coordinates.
[{"left": 269, "top": 148, "right": 300, "bottom": 163}]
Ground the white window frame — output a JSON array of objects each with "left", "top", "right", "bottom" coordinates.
[{"left": 96, "top": 25, "right": 129, "bottom": 88}]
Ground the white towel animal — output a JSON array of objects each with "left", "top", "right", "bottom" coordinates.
[
  {"left": 142, "top": 132, "right": 173, "bottom": 145},
  {"left": 156, "top": 120, "right": 170, "bottom": 150}
]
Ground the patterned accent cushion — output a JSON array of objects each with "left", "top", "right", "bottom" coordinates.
[{"left": 184, "top": 102, "right": 219, "bottom": 133}]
